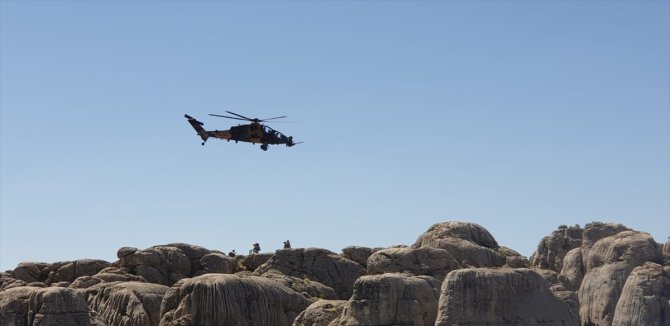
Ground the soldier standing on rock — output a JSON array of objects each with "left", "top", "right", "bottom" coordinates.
[
  {"left": 252, "top": 243, "right": 261, "bottom": 254},
  {"left": 283, "top": 240, "right": 291, "bottom": 249}
]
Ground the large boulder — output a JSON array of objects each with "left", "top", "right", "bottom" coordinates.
[
  {"left": 531, "top": 224, "right": 583, "bottom": 272},
  {"left": 435, "top": 268, "right": 578, "bottom": 325},
  {"left": 367, "top": 247, "right": 461, "bottom": 281},
  {"left": 341, "top": 246, "right": 378, "bottom": 268},
  {"left": 46, "top": 259, "right": 111, "bottom": 284},
  {"left": 579, "top": 230, "right": 663, "bottom": 326},
  {"left": 612, "top": 262, "right": 670, "bottom": 326},
  {"left": 88, "top": 281, "right": 170, "bottom": 326},
  {"left": 580, "top": 222, "right": 630, "bottom": 267},
  {"left": 412, "top": 221, "right": 507, "bottom": 267},
  {"left": 254, "top": 248, "right": 365, "bottom": 299},
  {"left": 26, "top": 287, "right": 98, "bottom": 325},
  {"left": 560, "top": 248, "right": 585, "bottom": 291},
  {"left": 239, "top": 252, "right": 273, "bottom": 271},
  {"left": 12, "top": 262, "right": 50, "bottom": 283},
  {"left": 260, "top": 269, "right": 337, "bottom": 300},
  {"left": 0, "top": 286, "right": 41, "bottom": 326},
  {"left": 159, "top": 274, "right": 310, "bottom": 326},
  {"left": 338, "top": 273, "right": 441, "bottom": 326},
  {"left": 118, "top": 243, "right": 221, "bottom": 286},
  {"left": 292, "top": 300, "right": 346, "bottom": 326}
]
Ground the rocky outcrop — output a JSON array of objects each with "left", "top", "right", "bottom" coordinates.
[
  {"left": 579, "top": 230, "right": 663, "bottom": 326},
  {"left": 531, "top": 224, "right": 583, "bottom": 272},
  {"left": 367, "top": 247, "right": 460, "bottom": 281},
  {"left": 260, "top": 269, "right": 337, "bottom": 300},
  {"left": 254, "top": 248, "right": 365, "bottom": 299},
  {"left": 292, "top": 300, "right": 346, "bottom": 326},
  {"left": 412, "top": 221, "right": 507, "bottom": 267},
  {"left": 435, "top": 268, "right": 579, "bottom": 325},
  {"left": 0, "top": 286, "right": 41, "bottom": 326},
  {"left": 560, "top": 248, "right": 584, "bottom": 291},
  {"left": 338, "top": 273, "right": 441, "bottom": 326},
  {"left": 611, "top": 262, "right": 670, "bottom": 326},
  {"left": 341, "top": 246, "right": 378, "bottom": 268},
  {"left": 239, "top": 252, "right": 274, "bottom": 271},
  {"left": 88, "top": 281, "right": 169, "bottom": 326},
  {"left": 117, "top": 243, "right": 224, "bottom": 286},
  {"left": 27, "top": 287, "right": 100, "bottom": 325},
  {"left": 8, "top": 260, "right": 110, "bottom": 286},
  {"left": 159, "top": 274, "right": 310, "bottom": 326},
  {"left": 664, "top": 238, "right": 670, "bottom": 260}
]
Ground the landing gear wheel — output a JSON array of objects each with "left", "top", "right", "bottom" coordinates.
[{"left": 261, "top": 144, "right": 268, "bottom": 151}]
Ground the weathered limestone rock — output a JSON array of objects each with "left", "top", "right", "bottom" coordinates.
[
  {"left": 412, "top": 221, "right": 507, "bottom": 267},
  {"left": 46, "top": 259, "right": 111, "bottom": 284},
  {"left": 338, "top": 273, "right": 441, "bottom": 326},
  {"left": 159, "top": 274, "right": 310, "bottom": 326},
  {"left": 199, "top": 253, "right": 237, "bottom": 274},
  {"left": 0, "top": 286, "right": 41, "bottom": 326},
  {"left": 341, "top": 246, "right": 379, "bottom": 268},
  {"left": 531, "top": 224, "right": 583, "bottom": 272},
  {"left": 12, "top": 262, "right": 50, "bottom": 283},
  {"left": 435, "top": 268, "right": 579, "bottom": 325},
  {"left": 118, "top": 243, "right": 220, "bottom": 286},
  {"left": 0, "top": 273, "right": 27, "bottom": 291},
  {"left": 88, "top": 281, "right": 170, "bottom": 326},
  {"left": 664, "top": 238, "right": 670, "bottom": 260},
  {"left": 292, "top": 299, "right": 346, "bottom": 326},
  {"left": 560, "top": 248, "right": 584, "bottom": 291},
  {"left": 581, "top": 222, "right": 630, "bottom": 267},
  {"left": 579, "top": 231, "right": 662, "bottom": 326},
  {"left": 240, "top": 252, "right": 274, "bottom": 271},
  {"left": 367, "top": 247, "right": 460, "bottom": 281},
  {"left": 27, "top": 287, "right": 94, "bottom": 325},
  {"left": 254, "top": 248, "right": 365, "bottom": 299},
  {"left": 260, "top": 269, "right": 337, "bottom": 299},
  {"left": 611, "top": 262, "right": 670, "bottom": 326}
]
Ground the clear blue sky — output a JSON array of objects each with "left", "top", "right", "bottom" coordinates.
[{"left": 1, "top": 1, "right": 668, "bottom": 271}]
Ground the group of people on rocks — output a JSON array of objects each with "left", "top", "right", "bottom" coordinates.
[{"left": 226, "top": 240, "right": 291, "bottom": 257}]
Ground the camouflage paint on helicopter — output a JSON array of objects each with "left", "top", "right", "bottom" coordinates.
[{"left": 185, "top": 111, "right": 301, "bottom": 151}]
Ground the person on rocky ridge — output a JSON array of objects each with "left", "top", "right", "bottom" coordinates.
[{"left": 252, "top": 243, "right": 261, "bottom": 254}]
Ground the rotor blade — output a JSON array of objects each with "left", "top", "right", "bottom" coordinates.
[
  {"left": 225, "top": 111, "right": 254, "bottom": 121},
  {"left": 260, "top": 116, "right": 287, "bottom": 121},
  {"left": 209, "top": 114, "right": 248, "bottom": 121}
]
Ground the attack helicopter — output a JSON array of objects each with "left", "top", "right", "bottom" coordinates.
[{"left": 184, "top": 111, "right": 301, "bottom": 151}]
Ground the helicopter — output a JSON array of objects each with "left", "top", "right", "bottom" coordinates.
[{"left": 185, "top": 111, "right": 301, "bottom": 151}]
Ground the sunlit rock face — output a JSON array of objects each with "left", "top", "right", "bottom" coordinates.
[
  {"left": 159, "top": 274, "right": 310, "bottom": 326},
  {"left": 412, "top": 221, "right": 507, "bottom": 267},
  {"left": 254, "top": 248, "right": 366, "bottom": 299},
  {"left": 435, "top": 268, "right": 579, "bottom": 326},
  {"left": 338, "top": 273, "right": 441, "bottom": 326}
]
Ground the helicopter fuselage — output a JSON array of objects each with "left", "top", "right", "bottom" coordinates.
[{"left": 185, "top": 114, "right": 297, "bottom": 150}]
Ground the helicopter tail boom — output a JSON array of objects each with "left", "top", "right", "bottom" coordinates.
[{"left": 185, "top": 114, "right": 209, "bottom": 144}]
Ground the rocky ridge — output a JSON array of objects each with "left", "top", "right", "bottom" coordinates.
[{"left": 1, "top": 220, "right": 667, "bottom": 326}]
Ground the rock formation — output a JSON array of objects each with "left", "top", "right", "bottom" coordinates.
[
  {"left": 338, "top": 273, "right": 441, "bottom": 326},
  {"left": 88, "top": 281, "right": 170, "bottom": 326},
  {"left": 611, "top": 262, "right": 670, "bottom": 326},
  {"left": 1, "top": 220, "right": 666, "bottom": 326},
  {"left": 341, "top": 246, "right": 378, "bottom": 268},
  {"left": 579, "top": 230, "right": 662, "bottom": 326},
  {"left": 117, "top": 243, "right": 228, "bottom": 286},
  {"left": 412, "top": 221, "right": 507, "bottom": 267},
  {"left": 435, "top": 268, "right": 579, "bottom": 325},
  {"left": 367, "top": 247, "right": 461, "bottom": 281},
  {"left": 254, "top": 248, "right": 365, "bottom": 299},
  {"left": 531, "top": 224, "right": 583, "bottom": 272},
  {"left": 292, "top": 300, "right": 346, "bottom": 326},
  {"left": 159, "top": 274, "right": 310, "bottom": 326}
]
